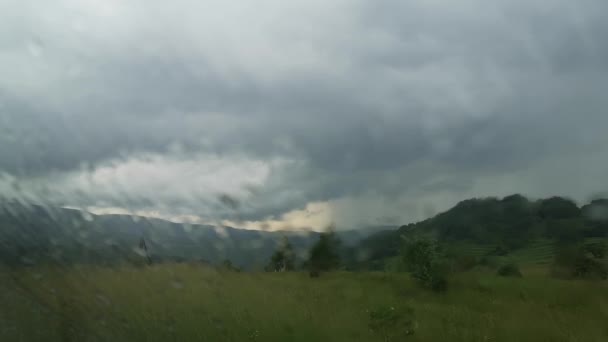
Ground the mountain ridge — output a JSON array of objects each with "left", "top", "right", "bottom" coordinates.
[
  {"left": 0, "top": 201, "right": 383, "bottom": 269},
  {"left": 352, "top": 194, "right": 608, "bottom": 269}
]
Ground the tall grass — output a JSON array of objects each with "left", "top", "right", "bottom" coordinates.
[{"left": 1, "top": 264, "right": 607, "bottom": 341}]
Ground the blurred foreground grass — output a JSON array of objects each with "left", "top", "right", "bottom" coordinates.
[{"left": 1, "top": 264, "right": 607, "bottom": 341}]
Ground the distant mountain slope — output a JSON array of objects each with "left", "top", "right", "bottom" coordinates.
[
  {"left": 0, "top": 201, "right": 378, "bottom": 269},
  {"left": 354, "top": 195, "right": 608, "bottom": 269},
  {"left": 4, "top": 196, "right": 606, "bottom": 271}
]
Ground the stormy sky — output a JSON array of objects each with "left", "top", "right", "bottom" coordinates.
[{"left": 1, "top": 0, "right": 607, "bottom": 230}]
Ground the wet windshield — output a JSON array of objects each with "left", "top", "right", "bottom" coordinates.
[{"left": 1, "top": 1, "right": 607, "bottom": 341}]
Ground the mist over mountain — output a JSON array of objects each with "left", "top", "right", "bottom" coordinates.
[
  {"left": 0, "top": 201, "right": 381, "bottom": 270},
  {"left": 2, "top": 195, "right": 607, "bottom": 271}
]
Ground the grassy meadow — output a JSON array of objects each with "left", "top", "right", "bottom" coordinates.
[{"left": 1, "top": 263, "right": 607, "bottom": 342}]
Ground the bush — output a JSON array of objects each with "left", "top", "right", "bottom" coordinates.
[
  {"left": 584, "top": 241, "right": 607, "bottom": 258},
  {"left": 266, "top": 237, "right": 296, "bottom": 272},
  {"left": 553, "top": 243, "right": 607, "bottom": 280},
  {"left": 497, "top": 263, "right": 522, "bottom": 277},
  {"left": 572, "top": 255, "right": 607, "bottom": 280},
  {"left": 306, "top": 230, "right": 341, "bottom": 276},
  {"left": 402, "top": 237, "right": 449, "bottom": 292}
]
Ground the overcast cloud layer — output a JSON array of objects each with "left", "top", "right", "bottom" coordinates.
[{"left": 1, "top": 0, "right": 607, "bottom": 230}]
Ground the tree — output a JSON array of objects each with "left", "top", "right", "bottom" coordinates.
[
  {"left": 553, "top": 242, "right": 607, "bottom": 280},
  {"left": 266, "top": 236, "right": 295, "bottom": 272},
  {"left": 538, "top": 197, "right": 581, "bottom": 220},
  {"left": 584, "top": 241, "right": 607, "bottom": 258},
  {"left": 402, "top": 237, "right": 448, "bottom": 292},
  {"left": 307, "top": 230, "right": 340, "bottom": 276},
  {"left": 548, "top": 219, "right": 586, "bottom": 244}
]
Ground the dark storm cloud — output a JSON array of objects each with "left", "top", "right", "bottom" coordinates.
[{"left": 1, "top": 0, "right": 607, "bottom": 226}]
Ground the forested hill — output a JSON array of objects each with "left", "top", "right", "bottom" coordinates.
[
  {"left": 354, "top": 195, "right": 608, "bottom": 269},
  {"left": 2, "top": 196, "right": 607, "bottom": 271}
]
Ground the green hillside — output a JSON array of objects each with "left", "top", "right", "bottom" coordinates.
[{"left": 354, "top": 195, "right": 608, "bottom": 271}]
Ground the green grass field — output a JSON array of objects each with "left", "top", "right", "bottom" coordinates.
[{"left": 2, "top": 264, "right": 607, "bottom": 342}]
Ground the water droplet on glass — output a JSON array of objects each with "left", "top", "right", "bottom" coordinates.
[
  {"left": 81, "top": 211, "right": 94, "bottom": 222},
  {"left": 26, "top": 39, "right": 43, "bottom": 57},
  {"left": 171, "top": 280, "right": 183, "bottom": 289},
  {"left": 133, "top": 246, "right": 148, "bottom": 257},
  {"left": 95, "top": 294, "right": 111, "bottom": 306}
]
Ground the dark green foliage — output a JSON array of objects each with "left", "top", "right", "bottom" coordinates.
[
  {"left": 265, "top": 237, "right": 296, "bottom": 272},
  {"left": 553, "top": 242, "right": 607, "bottom": 280},
  {"left": 306, "top": 230, "right": 340, "bottom": 276},
  {"left": 547, "top": 219, "right": 586, "bottom": 244},
  {"left": 583, "top": 241, "right": 607, "bottom": 258},
  {"left": 432, "top": 195, "right": 590, "bottom": 245},
  {"left": 428, "top": 274, "right": 448, "bottom": 292},
  {"left": 431, "top": 195, "right": 538, "bottom": 245},
  {"left": 402, "top": 237, "right": 448, "bottom": 292},
  {"left": 497, "top": 263, "right": 522, "bottom": 277},
  {"left": 356, "top": 195, "right": 608, "bottom": 271},
  {"left": 220, "top": 259, "right": 241, "bottom": 272},
  {"left": 572, "top": 257, "right": 607, "bottom": 280},
  {"left": 538, "top": 197, "right": 581, "bottom": 220},
  {"left": 368, "top": 306, "right": 416, "bottom": 341}
]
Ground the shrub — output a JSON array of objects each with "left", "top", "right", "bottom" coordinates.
[
  {"left": 572, "top": 255, "right": 607, "bottom": 280},
  {"left": 265, "top": 237, "right": 296, "bottom": 272},
  {"left": 497, "top": 263, "right": 522, "bottom": 277},
  {"left": 306, "top": 230, "right": 341, "bottom": 276},
  {"left": 553, "top": 242, "right": 607, "bottom": 280},
  {"left": 583, "top": 241, "right": 607, "bottom": 259},
  {"left": 402, "top": 237, "right": 449, "bottom": 292}
]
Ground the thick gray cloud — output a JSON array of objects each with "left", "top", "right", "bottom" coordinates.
[{"left": 1, "top": 0, "right": 607, "bottom": 229}]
